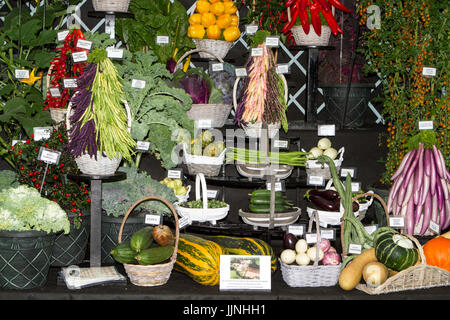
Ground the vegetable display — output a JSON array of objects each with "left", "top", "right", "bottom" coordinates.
[
  {"left": 234, "top": 43, "right": 288, "bottom": 132},
  {"left": 66, "top": 49, "right": 136, "bottom": 161},
  {"left": 188, "top": 0, "right": 241, "bottom": 42},
  {"left": 111, "top": 225, "right": 174, "bottom": 266},
  {"left": 387, "top": 131, "right": 450, "bottom": 235},
  {"left": 281, "top": 0, "right": 350, "bottom": 36},
  {"left": 227, "top": 147, "right": 309, "bottom": 166}
]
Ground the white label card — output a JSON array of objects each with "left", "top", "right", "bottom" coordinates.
[
  {"left": 235, "top": 68, "right": 247, "bottom": 77},
  {"left": 276, "top": 64, "right": 289, "bottom": 74},
  {"left": 38, "top": 147, "right": 61, "bottom": 165},
  {"left": 348, "top": 243, "right": 362, "bottom": 255},
  {"left": 57, "top": 30, "right": 69, "bottom": 41},
  {"left": 428, "top": 220, "right": 440, "bottom": 234},
  {"left": 287, "top": 224, "right": 305, "bottom": 236},
  {"left": 220, "top": 255, "right": 271, "bottom": 291},
  {"left": 318, "top": 124, "right": 336, "bottom": 136},
  {"left": 351, "top": 182, "right": 361, "bottom": 193},
  {"left": 265, "top": 36, "right": 279, "bottom": 47},
  {"left": 245, "top": 24, "right": 258, "bottom": 35},
  {"left": 340, "top": 167, "right": 356, "bottom": 178},
  {"left": 107, "top": 48, "right": 124, "bottom": 59},
  {"left": 145, "top": 214, "right": 161, "bottom": 225},
  {"left": 307, "top": 175, "right": 324, "bottom": 186},
  {"left": 131, "top": 79, "right": 146, "bottom": 89},
  {"left": 15, "top": 69, "right": 30, "bottom": 79},
  {"left": 197, "top": 119, "right": 212, "bottom": 128},
  {"left": 266, "top": 182, "right": 283, "bottom": 192},
  {"left": 167, "top": 169, "right": 182, "bottom": 179},
  {"left": 12, "top": 140, "right": 26, "bottom": 146},
  {"left": 364, "top": 225, "right": 378, "bottom": 235},
  {"left": 72, "top": 51, "right": 87, "bottom": 63},
  {"left": 178, "top": 216, "right": 191, "bottom": 229},
  {"left": 63, "top": 78, "right": 77, "bottom": 88},
  {"left": 389, "top": 216, "right": 405, "bottom": 228},
  {"left": 418, "top": 120, "right": 433, "bottom": 130},
  {"left": 422, "top": 67, "right": 436, "bottom": 77},
  {"left": 49, "top": 87, "right": 61, "bottom": 97},
  {"left": 156, "top": 35, "right": 169, "bottom": 45},
  {"left": 305, "top": 233, "right": 318, "bottom": 244},
  {"left": 76, "top": 39, "right": 92, "bottom": 50},
  {"left": 273, "top": 140, "right": 288, "bottom": 149},
  {"left": 207, "top": 190, "right": 218, "bottom": 199},
  {"left": 320, "top": 229, "right": 335, "bottom": 240},
  {"left": 211, "top": 63, "right": 224, "bottom": 72},
  {"left": 251, "top": 48, "right": 263, "bottom": 57},
  {"left": 33, "top": 127, "right": 52, "bottom": 141},
  {"left": 136, "top": 141, "right": 150, "bottom": 151}
]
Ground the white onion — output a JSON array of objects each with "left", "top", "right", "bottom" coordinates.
[
  {"left": 306, "top": 246, "right": 324, "bottom": 262},
  {"left": 295, "top": 239, "right": 308, "bottom": 254},
  {"left": 317, "top": 138, "right": 332, "bottom": 150},
  {"left": 296, "top": 252, "right": 310, "bottom": 266},
  {"left": 308, "top": 147, "right": 323, "bottom": 159},
  {"left": 280, "top": 249, "right": 297, "bottom": 264},
  {"left": 323, "top": 147, "right": 338, "bottom": 160}
]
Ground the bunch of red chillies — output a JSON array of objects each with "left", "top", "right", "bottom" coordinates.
[
  {"left": 44, "top": 28, "right": 88, "bottom": 110},
  {"left": 281, "top": 0, "right": 350, "bottom": 36}
]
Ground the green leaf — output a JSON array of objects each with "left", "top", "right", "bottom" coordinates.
[{"left": 0, "top": 98, "right": 29, "bottom": 123}]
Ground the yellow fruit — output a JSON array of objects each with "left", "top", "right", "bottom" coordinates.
[
  {"left": 209, "top": 0, "right": 221, "bottom": 3},
  {"left": 224, "top": 2, "right": 237, "bottom": 14},
  {"left": 195, "top": 0, "right": 210, "bottom": 14},
  {"left": 207, "top": 24, "right": 221, "bottom": 40},
  {"left": 230, "top": 14, "right": 239, "bottom": 26},
  {"left": 189, "top": 13, "right": 202, "bottom": 25},
  {"left": 223, "top": 26, "right": 240, "bottom": 42},
  {"left": 201, "top": 12, "right": 216, "bottom": 27},
  {"left": 188, "top": 25, "right": 205, "bottom": 39},
  {"left": 211, "top": 2, "right": 225, "bottom": 15},
  {"left": 216, "top": 13, "right": 231, "bottom": 29}
]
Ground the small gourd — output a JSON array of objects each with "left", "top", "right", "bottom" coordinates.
[
  {"left": 423, "top": 236, "right": 450, "bottom": 272},
  {"left": 362, "top": 262, "right": 389, "bottom": 288}
]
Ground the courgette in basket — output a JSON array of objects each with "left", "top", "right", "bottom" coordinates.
[
  {"left": 130, "top": 226, "right": 154, "bottom": 252},
  {"left": 110, "top": 241, "right": 138, "bottom": 264},
  {"left": 135, "top": 246, "right": 174, "bottom": 265}
]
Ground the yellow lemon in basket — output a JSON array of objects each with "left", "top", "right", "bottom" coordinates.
[
  {"left": 230, "top": 14, "right": 239, "bottom": 26},
  {"left": 216, "top": 13, "right": 232, "bottom": 29},
  {"left": 223, "top": 26, "right": 240, "bottom": 42},
  {"left": 207, "top": 24, "right": 222, "bottom": 40},
  {"left": 195, "top": 0, "right": 210, "bottom": 13},
  {"left": 188, "top": 25, "right": 205, "bottom": 39},
  {"left": 224, "top": 2, "right": 237, "bottom": 14},
  {"left": 201, "top": 12, "right": 216, "bottom": 27},
  {"left": 209, "top": 0, "right": 221, "bottom": 3},
  {"left": 211, "top": 1, "right": 225, "bottom": 15},
  {"left": 189, "top": 13, "right": 202, "bottom": 25}
]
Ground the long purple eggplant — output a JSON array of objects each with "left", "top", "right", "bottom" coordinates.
[
  {"left": 431, "top": 192, "right": 438, "bottom": 226},
  {"left": 424, "top": 148, "right": 431, "bottom": 176},
  {"left": 402, "top": 143, "right": 423, "bottom": 190},
  {"left": 432, "top": 145, "right": 445, "bottom": 178},
  {"left": 391, "top": 173, "right": 405, "bottom": 202},
  {"left": 415, "top": 146, "right": 425, "bottom": 196},
  {"left": 439, "top": 200, "right": 446, "bottom": 230},
  {"left": 401, "top": 172, "right": 415, "bottom": 207},
  {"left": 420, "top": 174, "right": 430, "bottom": 206},
  {"left": 430, "top": 150, "right": 437, "bottom": 196},
  {"left": 406, "top": 197, "right": 415, "bottom": 235},
  {"left": 419, "top": 192, "right": 432, "bottom": 235},
  {"left": 441, "top": 177, "right": 449, "bottom": 200},
  {"left": 396, "top": 184, "right": 408, "bottom": 207},
  {"left": 390, "top": 149, "right": 415, "bottom": 181},
  {"left": 414, "top": 192, "right": 423, "bottom": 224},
  {"left": 436, "top": 182, "right": 444, "bottom": 211}
]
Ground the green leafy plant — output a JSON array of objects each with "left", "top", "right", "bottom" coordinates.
[
  {"left": 114, "top": 50, "right": 194, "bottom": 169},
  {"left": 102, "top": 166, "right": 178, "bottom": 217},
  {"left": 116, "top": 0, "right": 195, "bottom": 64},
  {"left": 0, "top": 170, "right": 19, "bottom": 191},
  {"left": 357, "top": 0, "right": 449, "bottom": 185},
  {"left": 0, "top": 184, "right": 70, "bottom": 234}
]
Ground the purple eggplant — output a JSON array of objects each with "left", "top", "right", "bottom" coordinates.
[
  {"left": 391, "top": 149, "right": 415, "bottom": 181},
  {"left": 306, "top": 189, "right": 339, "bottom": 201},
  {"left": 443, "top": 200, "right": 450, "bottom": 230},
  {"left": 441, "top": 177, "right": 449, "bottom": 200},
  {"left": 419, "top": 192, "right": 432, "bottom": 235},
  {"left": 432, "top": 145, "right": 445, "bottom": 178},
  {"left": 430, "top": 151, "right": 437, "bottom": 196},
  {"left": 309, "top": 194, "right": 340, "bottom": 211},
  {"left": 402, "top": 143, "right": 423, "bottom": 189},
  {"left": 406, "top": 197, "right": 415, "bottom": 235},
  {"left": 283, "top": 233, "right": 298, "bottom": 250}
]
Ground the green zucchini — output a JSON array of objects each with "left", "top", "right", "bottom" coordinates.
[
  {"left": 250, "top": 197, "right": 286, "bottom": 205},
  {"left": 250, "top": 190, "right": 284, "bottom": 199},
  {"left": 110, "top": 241, "right": 138, "bottom": 264},
  {"left": 135, "top": 246, "right": 174, "bottom": 265},
  {"left": 249, "top": 203, "right": 292, "bottom": 213},
  {"left": 130, "top": 226, "right": 154, "bottom": 252}
]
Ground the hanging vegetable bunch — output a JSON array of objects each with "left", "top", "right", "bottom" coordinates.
[
  {"left": 387, "top": 131, "right": 450, "bottom": 236},
  {"left": 43, "top": 28, "right": 88, "bottom": 110},
  {"left": 66, "top": 49, "right": 136, "bottom": 161},
  {"left": 234, "top": 40, "right": 288, "bottom": 132},
  {"left": 281, "top": 0, "right": 350, "bottom": 36},
  {"left": 187, "top": 0, "right": 241, "bottom": 42}
]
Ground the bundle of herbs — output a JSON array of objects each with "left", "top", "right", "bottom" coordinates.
[
  {"left": 66, "top": 49, "right": 136, "bottom": 161},
  {"left": 234, "top": 41, "right": 287, "bottom": 132}
]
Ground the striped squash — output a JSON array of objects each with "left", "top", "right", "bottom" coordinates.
[
  {"left": 204, "top": 235, "right": 277, "bottom": 273},
  {"left": 374, "top": 229, "right": 419, "bottom": 271},
  {"left": 175, "top": 233, "right": 223, "bottom": 286}
]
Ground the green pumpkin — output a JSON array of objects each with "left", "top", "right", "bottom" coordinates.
[{"left": 374, "top": 230, "right": 419, "bottom": 271}]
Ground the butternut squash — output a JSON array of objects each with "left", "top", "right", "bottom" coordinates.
[
  {"left": 440, "top": 230, "right": 450, "bottom": 239},
  {"left": 338, "top": 248, "right": 377, "bottom": 291}
]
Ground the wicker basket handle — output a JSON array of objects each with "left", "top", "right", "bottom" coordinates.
[
  {"left": 195, "top": 173, "right": 210, "bottom": 220},
  {"left": 118, "top": 196, "right": 180, "bottom": 261},
  {"left": 175, "top": 49, "right": 225, "bottom": 72},
  {"left": 307, "top": 210, "right": 322, "bottom": 267}
]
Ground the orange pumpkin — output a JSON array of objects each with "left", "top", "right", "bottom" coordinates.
[{"left": 423, "top": 236, "right": 450, "bottom": 272}]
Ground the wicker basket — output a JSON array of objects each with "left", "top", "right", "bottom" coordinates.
[
  {"left": 46, "top": 65, "right": 71, "bottom": 125},
  {"left": 340, "top": 193, "right": 450, "bottom": 294},
  {"left": 239, "top": 207, "right": 301, "bottom": 228},
  {"left": 183, "top": 144, "right": 226, "bottom": 177},
  {"left": 232, "top": 73, "right": 288, "bottom": 138},
  {"left": 280, "top": 211, "right": 341, "bottom": 287},
  {"left": 92, "top": 0, "right": 130, "bottom": 12},
  {"left": 304, "top": 147, "right": 345, "bottom": 180},
  {"left": 175, "top": 49, "right": 233, "bottom": 128},
  {"left": 174, "top": 173, "right": 229, "bottom": 225},
  {"left": 193, "top": 39, "right": 233, "bottom": 60},
  {"left": 291, "top": 25, "right": 331, "bottom": 46},
  {"left": 66, "top": 96, "right": 132, "bottom": 176},
  {"left": 118, "top": 196, "right": 179, "bottom": 287}
]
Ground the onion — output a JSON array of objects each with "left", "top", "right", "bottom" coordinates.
[
  {"left": 323, "top": 147, "right": 338, "bottom": 160},
  {"left": 295, "top": 252, "right": 310, "bottom": 266},
  {"left": 317, "top": 238, "right": 331, "bottom": 253},
  {"left": 152, "top": 225, "right": 174, "bottom": 246},
  {"left": 306, "top": 246, "right": 324, "bottom": 262},
  {"left": 322, "top": 251, "right": 341, "bottom": 265},
  {"left": 308, "top": 147, "right": 323, "bottom": 159},
  {"left": 280, "top": 249, "right": 297, "bottom": 264},
  {"left": 317, "top": 138, "right": 332, "bottom": 150},
  {"left": 328, "top": 246, "right": 337, "bottom": 253},
  {"left": 295, "top": 239, "right": 308, "bottom": 254}
]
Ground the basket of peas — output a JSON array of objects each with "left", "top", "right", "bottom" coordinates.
[{"left": 174, "top": 173, "right": 229, "bottom": 225}]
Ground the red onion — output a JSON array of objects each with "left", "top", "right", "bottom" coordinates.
[
  {"left": 328, "top": 246, "right": 337, "bottom": 253},
  {"left": 322, "top": 251, "right": 341, "bottom": 265},
  {"left": 317, "top": 238, "right": 331, "bottom": 253}
]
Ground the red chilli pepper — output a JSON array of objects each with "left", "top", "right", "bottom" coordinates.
[
  {"left": 298, "top": 0, "right": 310, "bottom": 34},
  {"left": 316, "top": 0, "right": 331, "bottom": 12},
  {"left": 310, "top": 2, "right": 322, "bottom": 36},
  {"left": 281, "top": 2, "right": 299, "bottom": 34},
  {"left": 321, "top": 7, "right": 343, "bottom": 36},
  {"left": 328, "top": 0, "right": 351, "bottom": 13},
  {"left": 284, "top": 0, "right": 296, "bottom": 8}
]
